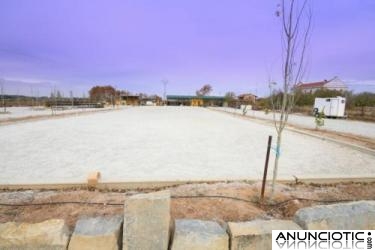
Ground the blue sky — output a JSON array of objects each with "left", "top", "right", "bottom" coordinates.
[{"left": 0, "top": 0, "right": 374, "bottom": 97}]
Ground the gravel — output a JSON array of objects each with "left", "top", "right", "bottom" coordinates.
[{"left": 0, "top": 106, "right": 374, "bottom": 184}]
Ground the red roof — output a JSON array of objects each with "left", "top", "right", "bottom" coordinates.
[{"left": 297, "top": 80, "right": 328, "bottom": 89}]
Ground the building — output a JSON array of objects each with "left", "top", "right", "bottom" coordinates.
[
  {"left": 237, "top": 93, "right": 257, "bottom": 105},
  {"left": 141, "top": 95, "right": 163, "bottom": 106},
  {"left": 166, "top": 95, "right": 226, "bottom": 107},
  {"left": 120, "top": 94, "right": 140, "bottom": 105},
  {"left": 296, "top": 76, "right": 348, "bottom": 93}
]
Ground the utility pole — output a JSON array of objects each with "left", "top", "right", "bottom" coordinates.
[{"left": 162, "top": 79, "right": 168, "bottom": 105}]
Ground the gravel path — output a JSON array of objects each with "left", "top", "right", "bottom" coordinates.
[
  {"left": 1, "top": 106, "right": 374, "bottom": 184},
  {"left": 212, "top": 107, "right": 375, "bottom": 139}
]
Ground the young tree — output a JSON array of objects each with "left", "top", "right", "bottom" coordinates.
[
  {"left": 196, "top": 84, "right": 213, "bottom": 96},
  {"left": 270, "top": 0, "right": 312, "bottom": 195}
]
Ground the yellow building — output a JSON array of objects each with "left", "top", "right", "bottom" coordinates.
[{"left": 191, "top": 98, "right": 203, "bottom": 106}]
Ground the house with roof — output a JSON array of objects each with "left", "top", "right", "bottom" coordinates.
[
  {"left": 296, "top": 76, "right": 348, "bottom": 93},
  {"left": 237, "top": 93, "right": 257, "bottom": 105},
  {"left": 120, "top": 94, "right": 140, "bottom": 105}
]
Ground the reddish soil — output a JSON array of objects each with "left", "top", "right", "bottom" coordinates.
[{"left": 1, "top": 181, "right": 374, "bottom": 230}]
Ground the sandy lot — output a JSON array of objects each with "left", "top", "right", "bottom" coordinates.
[
  {"left": 214, "top": 107, "right": 375, "bottom": 139},
  {"left": 1, "top": 106, "right": 374, "bottom": 184}
]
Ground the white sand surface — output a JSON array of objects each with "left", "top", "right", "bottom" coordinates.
[{"left": 1, "top": 106, "right": 374, "bottom": 184}]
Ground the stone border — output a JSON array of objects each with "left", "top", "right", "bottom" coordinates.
[
  {"left": 1, "top": 191, "right": 374, "bottom": 250},
  {"left": 1, "top": 177, "right": 375, "bottom": 191}
]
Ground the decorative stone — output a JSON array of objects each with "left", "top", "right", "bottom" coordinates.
[
  {"left": 68, "top": 215, "right": 123, "bottom": 250},
  {"left": 0, "top": 219, "right": 70, "bottom": 249},
  {"left": 228, "top": 220, "right": 301, "bottom": 250},
  {"left": 294, "top": 200, "right": 375, "bottom": 230},
  {"left": 87, "top": 171, "right": 101, "bottom": 187},
  {"left": 123, "top": 190, "right": 171, "bottom": 250},
  {"left": 171, "top": 219, "right": 228, "bottom": 250}
]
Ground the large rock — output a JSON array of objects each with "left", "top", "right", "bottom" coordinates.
[
  {"left": 171, "top": 219, "right": 228, "bottom": 250},
  {"left": 68, "top": 215, "right": 123, "bottom": 250},
  {"left": 294, "top": 200, "right": 375, "bottom": 230},
  {"left": 228, "top": 220, "right": 301, "bottom": 250},
  {"left": 123, "top": 190, "right": 171, "bottom": 250},
  {"left": 0, "top": 219, "right": 70, "bottom": 249}
]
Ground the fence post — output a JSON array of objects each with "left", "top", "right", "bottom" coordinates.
[{"left": 261, "top": 135, "right": 272, "bottom": 202}]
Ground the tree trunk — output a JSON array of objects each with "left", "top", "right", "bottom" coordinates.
[{"left": 271, "top": 132, "right": 282, "bottom": 195}]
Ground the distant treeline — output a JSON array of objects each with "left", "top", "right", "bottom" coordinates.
[
  {"left": 294, "top": 89, "right": 375, "bottom": 108},
  {"left": 0, "top": 95, "right": 93, "bottom": 107}
]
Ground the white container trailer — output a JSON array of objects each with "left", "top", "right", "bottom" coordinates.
[{"left": 313, "top": 96, "right": 346, "bottom": 118}]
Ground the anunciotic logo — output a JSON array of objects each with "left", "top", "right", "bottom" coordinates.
[{"left": 272, "top": 230, "right": 374, "bottom": 250}]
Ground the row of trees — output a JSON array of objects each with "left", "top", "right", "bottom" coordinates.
[
  {"left": 261, "top": 89, "right": 375, "bottom": 110},
  {"left": 89, "top": 85, "right": 117, "bottom": 104},
  {"left": 295, "top": 90, "right": 375, "bottom": 108},
  {"left": 88, "top": 85, "right": 163, "bottom": 104}
]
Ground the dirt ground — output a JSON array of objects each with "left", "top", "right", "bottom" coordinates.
[{"left": 1, "top": 181, "right": 374, "bottom": 230}]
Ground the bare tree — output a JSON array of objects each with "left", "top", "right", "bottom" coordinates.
[
  {"left": 70, "top": 90, "right": 74, "bottom": 108},
  {"left": 30, "top": 86, "right": 34, "bottom": 108},
  {"left": 196, "top": 84, "right": 213, "bottom": 96},
  {"left": 36, "top": 89, "right": 39, "bottom": 107},
  {"left": 0, "top": 82, "right": 6, "bottom": 113},
  {"left": 224, "top": 91, "right": 237, "bottom": 107},
  {"left": 270, "top": 0, "right": 312, "bottom": 195}
]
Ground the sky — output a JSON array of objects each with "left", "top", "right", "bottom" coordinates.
[{"left": 0, "top": 0, "right": 374, "bottom": 97}]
